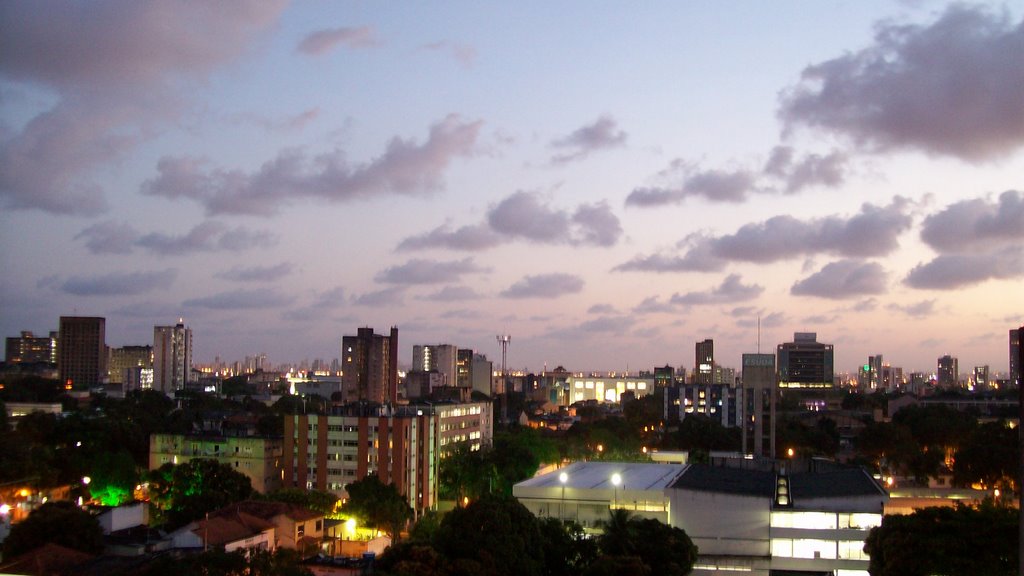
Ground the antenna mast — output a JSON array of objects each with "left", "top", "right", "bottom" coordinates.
[{"left": 496, "top": 335, "right": 511, "bottom": 423}]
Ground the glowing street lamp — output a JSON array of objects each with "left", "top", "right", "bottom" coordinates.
[
  {"left": 611, "top": 473, "right": 622, "bottom": 509},
  {"left": 558, "top": 472, "right": 568, "bottom": 520}
]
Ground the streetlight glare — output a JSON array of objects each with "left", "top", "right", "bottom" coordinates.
[
  {"left": 559, "top": 472, "right": 568, "bottom": 484},
  {"left": 611, "top": 473, "right": 621, "bottom": 487}
]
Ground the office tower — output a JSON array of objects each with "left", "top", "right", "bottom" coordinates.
[
  {"left": 108, "top": 345, "right": 153, "bottom": 384},
  {"left": 868, "top": 355, "right": 883, "bottom": 390},
  {"left": 5, "top": 330, "right": 57, "bottom": 364},
  {"left": 341, "top": 326, "right": 399, "bottom": 404},
  {"left": 776, "top": 332, "right": 834, "bottom": 389},
  {"left": 937, "top": 355, "right": 958, "bottom": 388},
  {"left": 1011, "top": 329, "right": 1021, "bottom": 389},
  {"left": 58, "top": 316, "right": 106, "bottom": 390},
  {"left": 412, "top": 344, "right": 458, "bottom": 387},
  {"left": 154, "top": 321, "right": 193, "bottom": 395},
  {"left": 695, "top": 339, "right": 714, "bottom": 385},
  {"left": 654, "top": 365, "right": 676, "bottom": 388},
  {"left": 742, "top": 353, "right": 776, "bottom": 457},
  {"left": 973, "top": 365, "right": 990, "bottom": 390}
]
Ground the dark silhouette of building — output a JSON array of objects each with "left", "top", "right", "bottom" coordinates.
[
  {"left": 341, "top": 327, "right": 398, "bottom": 404},
  {"left": 1010, "top": 328, "right": 1021, "bottom": 389},
  {"left": 777, "top": 332, "right": 833, "bottom": 389},
  {"left": 695, "top": 339, "right": 714, "bottom": 385},
  {"left": 58, "top": 316, "right": 106, "bottom": 389},
  {"left": 5, "top": 330, "right": 57, "bottom": 364},
  {"left": 742, "top": 353, "right": 776, "bottom": 457},
  {"left": 937, "top": 354, "right": 958, "bottom": 389}
]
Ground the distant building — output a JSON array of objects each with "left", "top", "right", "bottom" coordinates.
[
  {"left": 1010, "top": 329, "right": 1021, "bottom": 388},
  {"left": 566, "top": 375, "right": 653, "bottom": 404},
  {"left": 149, "top": 434, "right": 283, "bottom": 493},
  {"left": 695, "top": 339, "right": 714, "bottom": 385},
  {"left": 937, "top": 355, "right": 958, "bottom": 388},
  {"left": 153, "top": 322, "right": 192, "bottom": 395},
  {"left": 5, "top": 330, "right": 57, "bottom": 364},
  {"left": 742, "top": 353, "right": 777, "bottom": 458},
  {"left": 412, "top": 344, "right": 457, "bottom": 387},
  {"left": 282, "top": 401, "right": 491, "bottom": 512},
  {"left": 58, "top": 316, "right": 106, "bottom": 390},
  {"left": 972, "top": 365, "right": 990, "bottom": 390},
  {"left": 777, "top": 333, "right": 834, "bottom": 389},
  {"left": 456, "top": 348, "right": 493, "bottom": 396},
  {"left": 664, "top": 383, "right": 741, "bottom": 428},
  {"left": 108, "top": 345, "right": 152, "bottom": 384},
  {"left": 341, "top": 327, "right": 399, "bottom": 404}
]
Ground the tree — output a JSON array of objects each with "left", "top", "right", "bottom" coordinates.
[
  {"left": 537, "top": 517, "right": 599, "bottom": 576},
  {"left": 438, "top": 443, "right": 496, "bottom": 501},
  {"left": 261, "top": 487, "right": 339, "bottom": 516},
  {"left": 952, "top": 420, "right": 1019, "bottom": 490},
  {"left": 865, "top": 500, "right": 1017, "bottom": 576},
  {"left": 595, "top": 509, "right": 697, "bottom": 576},
  {"left": 342, "top": 474, "right": 413, "bottom": 539},
  {"left": 432, "top": 494, "right": 545, "bottom": 576},
  {"left": 89, "top": 449, "right": 139, "bottom": 506},
  {"left": 147, "top": 458, "right": 254, "bottom": 529},
  {"left": 2, "top": 500, "right": 104, "bottom": 558},
  {"left": 142, "top": 547, "right": 313, "bottom": 576}
]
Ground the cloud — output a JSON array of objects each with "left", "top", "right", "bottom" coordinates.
[
  {"left": 143, "top": 114, "right": 482, "bottom": 216},
  {"left": 632, "top": 296, "right": 675, "bottom": 314},
  {"left": 351, "top": 286, "right": 405, "bottom": 307},
  {"left": 791, "top": 260, "right": 888, "bottom": 299},
  {"left": 736, "top": 311, "right": 787, "bottom": 328},
  {"left": 285, "top": 286, "right": 346, "bottom": 321},
  {"left": 400, "top": 191, "right": 622, "bottom": 251},
  {"left": 184, "top": 287, "right": 293, "bottom": 309},
  {"left": 500, "top": 273, "right": 584, "bottom": 299},
  {"left": 421, "top": 286, "right": 483, "bottom": 301},
  {"left": 613, "top": 241, "right": 725, "bottom": 274},
  {"left": 779, "top": 5, "right": 1024, "bottom": 161},
  {"left": 550, "top": 116, "right": 627, "bottom": 163},
  {"left": 670, "top": 274, "right": 763, "bottom": 306},
  {"left": 548, "top": 315, "right": 637, "bottom": 340},
  {"left": 396, "top": 223, "right": 502, "bottom": 252},
  {"left": 588, "top": 303, "right": 617, "bottom": 314},
  {"left": 298, "top": 26, "right": 377, "bottom": 55},
  {"left": 763, "top": 146, "right": 848, "bottom": 193},
  {"left": 625, "top": 168, "right": 754, "bottom": 207},
  {"left": 853, "top": 298, "right": 879, "bottom": 312},
  {"left": 217, "top": 263, "right": 293, "bottom": 282},
  {"left": 0, "top": 1, "right": 287, "bottom": 214},
  {"left": 74, "top": 221, "right": 138, "bottom": 254},
  {"left": 904, "top": 247, "right": 1024, "bottom": 290},
  {"left": 57, "top": 269, "right": 177, "bottom": 296},
  {"left": 375, "top": 258, "right": 485, "bottom": 285},
  {"left": 887, "top": 299, "right": 936, "bottom": 317},
  {"left": 136, "top": 222, "right": 276, "bottom": 255},
  {"left": 920, "top": 190, "right": 1024, "bottom": 252},
  {"left": 422, "top": 41, "right": 478, "bottom": 67}
]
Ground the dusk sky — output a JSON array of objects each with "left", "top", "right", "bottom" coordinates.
[{"left": 2, "top": 1, "right": 1022, "bottom": 375}]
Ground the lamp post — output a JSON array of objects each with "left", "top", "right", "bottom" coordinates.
[
  {"left": 611, "top": 473, "right": 622, "bottom": 509},
  {"left": 558, "top": 472, "right": 568, "bottom": 521}
]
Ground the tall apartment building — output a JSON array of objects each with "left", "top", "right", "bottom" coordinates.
[
  {"left": 5, "top": 331, "right": 58, "bottom": 364},
  {"left": 695, "top": 339, "right": 714, "bottom": 385},
  {"left": 58, "top": 316, "right": 106, "bottom": 389},
  {"left": 412, "top": 344, "right": 458, "bottom": 387},
  {"left": 1010, "top": 329, "right": 1021, "bottom": 389},
  {"left": 937, "top": 355, "right": 958, "bottom": 388},
  {"left": 282, "top": 401, "right": 491, "bottom": 511},
  {"left": 742, "top": 353, "right": 776, "bottom": 457},
  {"left": 150, "top": 434, "right": 283, "bottom": 493},
  {"left": 341, "top": 327, "right": 398, "bottom": 404},
  {"left": 108, "top": 345, "right": 153, "bottom": 384},
  {"left": 664, "top": 382, "right": 741, "bottom": 428},
  {"left": 777, "top": 333, "right": 834, "bottom": 389},
  {"left": 973, "top": 365, "right": 990, "bottom": 390},
  {"left": 154, "top": 321, "right": 192, "bottom": 395},
  {"left": 455, "top": 350, "right": 493, "bottom": 396}
]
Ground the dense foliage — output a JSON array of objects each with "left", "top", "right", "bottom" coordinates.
[
  {"left": 341, "top": 473, "right": 413, "bottom": 539},
  {"left": 2, "top": 500, "right": 105, "bottom": 558},
  {"left": 147, "top": 458, "right": 254, "bottom": 529}
]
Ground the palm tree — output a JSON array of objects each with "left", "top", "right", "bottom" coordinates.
[{"left": 596, "top": 508, "right": 637, "bottom": 556}]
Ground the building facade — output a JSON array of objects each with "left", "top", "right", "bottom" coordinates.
[
  {"left": 341, "top": 327, "right": 399, "bottom": 404},
  {"left": 149, "top": 433, "right": 284, "bottom": 493},
  {"left": 108, "top": 345, "right": 153, "bottom": 384},
  {"left": 5, "top": 331, "right": 58, "bottom": 364},
  {"left": 937, "top": 354, "right": 959, "bottom": 388},
  {"left": 58, "top": 316, "right": 106, "bottom": 389},
  {"left": 153, "top": 322, "right": 192, "bottom": 395},
  {"left": 742, "top": 353, "right": 776, "bottom": 457},
  {"left": 1009, "top": 329, "right": 1020, "bottom": 388},
  {"left": 566, "top": 375, "right": 653, "bottom": 404},
  {"left": 777, "top": 333, "right": 834, "bottom": 389},
  {"left": 412, "top": 344, "right": 458, "bottom": 386},
  {"left": 695, "top": 339, "right": 714, "bottom": 385},
  {"left": 664, "top": 383, "right": 742, "bottom": 428}
]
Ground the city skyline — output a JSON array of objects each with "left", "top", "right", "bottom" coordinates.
[{"left": 2, "top": 2, "right": 1022, "bottom": 374}]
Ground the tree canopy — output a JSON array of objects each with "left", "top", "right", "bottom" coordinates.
[
  {"left": 342, "top": 474, "right": 413, "bottom": 539},
  {"left": 2, "top": 500, "right": 105, "bottom": 558},
  {"left": 147, "top": 458, "right": 254, "bottom": 529}
]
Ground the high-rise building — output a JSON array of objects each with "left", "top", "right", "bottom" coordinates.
[
  {"left": 1010, "top": 329, "right": 1021, "bottom": 389},
  {"left": 341, "top": 327, "right": 398, "bottom": 404},
  {"left": 695, "top": 339, "right": 714, "bottom": 385},
  {"left": 58, "top": 316, "right": 106, "bottom": 390},
  {"left": 5, "top": 330, "right": 58, "bottom": 364},
  {"left": 937, "top": 355, "right": 958, "bottom": 388},
  {"left": 412, "top": 344, "right": 458, "bottom": 387},
  {"left": 742, "top": 353, "right": 776, "bottom": 457},
  {"left": 108, "top": 345, "right": 153, "bottom": 384},
  {"left": 868, "top": 355, "right": 883, "bottom": 390},
  {"left": 973, "top": 365, "right": 990, "bottom": 390},
  {"left": 777, "top": 332, "right": 834, "bottom": 389},
  {"left": 154, "top": 321, "right": 193, "bottom": 395}
]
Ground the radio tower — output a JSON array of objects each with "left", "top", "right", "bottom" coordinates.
[{"left": 497, "top": 334, "right": 511, "bottom": 423}]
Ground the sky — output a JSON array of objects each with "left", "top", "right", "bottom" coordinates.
[{"left": 1, "top": 1, "right": 1022, "bottom": 376}]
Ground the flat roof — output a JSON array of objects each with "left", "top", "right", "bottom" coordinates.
[{"left": 516, "top": 461, "right": 686, "bottom": 491}]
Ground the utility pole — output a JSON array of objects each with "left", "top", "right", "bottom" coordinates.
[{"left": 497, "top": 335, "right": 511, "bottom": 424}]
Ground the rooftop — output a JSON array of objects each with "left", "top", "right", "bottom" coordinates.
[
  {"left": 516, "top": 461, "right": 686, "bottom": 491},
  {"left": 670, "top": 463, "right": 887, "bottom": 501}
]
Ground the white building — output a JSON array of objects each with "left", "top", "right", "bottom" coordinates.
[
  {"left": 565, "top": 375, "right": 654, "bottom": 404},
  {"left": 153, "top": 321, "right": 192, "bottom": 395}
]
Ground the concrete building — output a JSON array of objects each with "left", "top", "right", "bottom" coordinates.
[
  {"left": 5, "top": 330, "right": 57, "bottom": 364},
  {"left": 341, "top": 327, "right": 399, "bottom": 404},
  {"left": 513, "top": 461, "right": 687, "bottom": 532},
  {"left": 972, "top": 365, "right": 990, "bottom": 390},
  {"left": 664, "top": 383, "right": 741, "bottom": 428},
  {"left": 58, "top": 316, "right": 106, "bottom": 390},
  {"left": 108, "top": 345, "right": 152, "bottom": 385},
  {"left": 282, "top": 401, "right": 491, "bottom": 512},
  {"left": 149, "top": 434, "right": 283, "bottom": 493},
  {"left": 695, "top": 339, "right": 714, "bottom": 385},
  {"left": 412, "top": 344, "right": 457, "bottom": 387},
  {"left": 153, "top": 322, "right": 192, "bottom": 395},
  {"left": 1010, "top": 328, "right": 1021, "bottom": 388},
  {"left": 667, "top": 463, "right": 888, "bottom": 576},
  {"left": 566, "top": 375, "right": 653, "bottom": 404},
  {"left": 777, "top": 333, "right": 834, "bottom": 389},
  {"left": 937, "top": 354, "right": 959, "bottom": 388},
  {"left": 457, "top": 348, "right": 493, "bottom": 396},
  {"left": 742, "top": 353, "right": 776, "bottom": 457}
]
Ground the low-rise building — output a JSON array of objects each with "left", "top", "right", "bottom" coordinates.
[{"left": 149, "top": 434, "right": 283, "bottom": 493}]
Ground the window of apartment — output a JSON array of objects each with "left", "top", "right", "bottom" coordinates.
[
  {"left": 297, "top": 525, "right": 305, "bottom": 537},
  {"left": 316, "top": 520, "right": 323, "bottom": 531}
]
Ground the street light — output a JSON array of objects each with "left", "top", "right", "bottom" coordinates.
[
  {"left": 611, "top": 473, "right": 622, "bottom": 509},
  {"left": 558, "top": 472, "right": 568, "bottom": 520}
]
